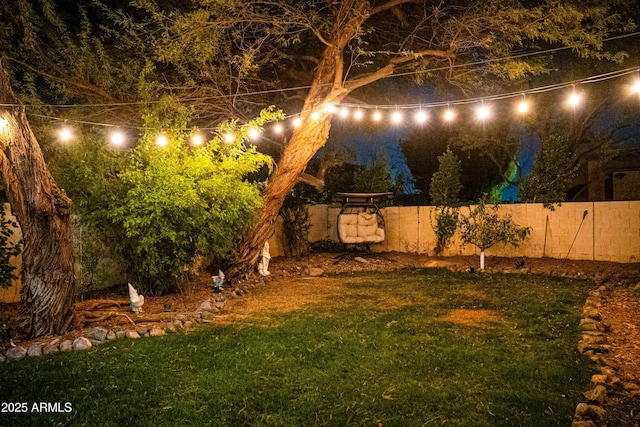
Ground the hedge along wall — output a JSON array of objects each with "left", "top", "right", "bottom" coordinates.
[
  {"left": 301, "top": 201, "right": 640, "bottom": 264},
  {"left": 0, "top": 203, "right": 22, "bottom": 303}
]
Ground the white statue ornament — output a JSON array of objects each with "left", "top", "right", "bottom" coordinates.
[
  {"left": 128, "top": 283, "right": 144, "bottom": 314},
  {"left": 213, "top": 270, "right": 225, "bottom": 293},
  {"left": 257, "top": 241, "right": 271, "bottom": 276}
]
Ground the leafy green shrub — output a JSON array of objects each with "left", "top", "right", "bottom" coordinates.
[
  {"left": 432, "top": 207, "right": 459, "bottom": 255},
  {"left": 55, "top": 108, "right": 280, "bottom": 295}
]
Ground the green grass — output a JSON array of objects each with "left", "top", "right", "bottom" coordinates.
[{"left": 0, "top": 268, "right": 596, "bottom": 426}]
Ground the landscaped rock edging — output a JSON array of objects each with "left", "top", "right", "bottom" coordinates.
[
  {"left": 0, "top": 292, "right": 229, "bottom": 363},
  {"left": 572, "top": 282, "right": 640, "bottom": 427}
]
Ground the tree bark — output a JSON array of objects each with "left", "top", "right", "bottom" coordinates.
[
  {"left": 232, "top": 1, "right": 381, "bottom": 276},
  {"left": 0, "top": 59, "right": 76, "bottom": 337}
]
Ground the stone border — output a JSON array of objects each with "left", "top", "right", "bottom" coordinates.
[
  {"left": 572, "top": 283, "right": 640, "bottom": 427},
  {"left": 0, "top": 292, "right": 230, "bottom": 362}
]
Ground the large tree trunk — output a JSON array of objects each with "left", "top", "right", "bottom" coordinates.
[
  {"left": 232, "top": 0, "right": 392, "bottom": 275},
  {"left": 0, "top": 59, "right": 76, "bottom": 337},
  {"left": 233, "top": 48, "right": 347, "bottom": 274}
]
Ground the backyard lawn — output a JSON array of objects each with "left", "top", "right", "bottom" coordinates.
[{"left": 0, "top": 268, "right": 596, "bottom": 426}]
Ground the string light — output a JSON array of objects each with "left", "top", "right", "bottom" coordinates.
[
  {"left": 414, "top": 110, "right": 428, "bottom": 123},
  {"left": 110, "top": 130, "right": 126, "bottom": 146},
  {"left": 443, "top": 108, "right": 455, "bottom": 122},
  {"left": 248, "top": 127, "right": 260, "bottom": 140},
  {"left": 20, "top": 65, "right": 640, "bottom": 148},
  {"left": 58, "top": 126, "right": 73, "bottom": 142},
  {"left": 191, "top": 133, "right": 204, "bottom": 146},
  {"left": 323, "top": 103, "right": 337, "bottom": 114},
  {"left": 476, "top": 103, "right": 491, "bottom": 121},
  {"left": 156, "top": 134, "right": 168, "bottom": 147},
  {"left": 224, "top": 133, "right": 235, "bottom": 143},
  {"left": 567, "top": 86, "right": 582, "bottom": 107},
  {"left": 517, "top": 95, "right": 530, "bottom": 114}
]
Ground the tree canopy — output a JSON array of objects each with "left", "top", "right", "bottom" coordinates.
[{"left": 1, "top": 0, "right": 636, "bottom": 273}]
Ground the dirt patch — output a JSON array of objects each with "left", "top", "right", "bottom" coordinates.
[
  {"left": 440, "top": 309, "right": 502, "bottom": 326},
  {"left": 448, "top": 285, "right": 487, "bottom": 299},
  {"left": 218, "top": 277, "right": 347, "bottom": 325}
]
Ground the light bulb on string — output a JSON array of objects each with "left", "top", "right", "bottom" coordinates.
[
  {"left": 391, "top": 110, "right": 403, "bottom": 124},
  {"left": 339, "top": 107, "right": 349, "bottom": 118},
  {"left": 110, "top": 130, "right": 126, "bottom": 146},
  {"left": 372, "top": 110, "right": 382, "bottom": 122},
  {"left": 248, "top": 127, "right": 261, "bottom": 140},
  {"left": 567, "top": 86, "right": 582, "bottom": 108},
  {"left": 517, "top": 95, "right": 530, "bottom": 114},
  {"left": 476, "top": 102, "right": 490, "bottom": 121},
  {"left": 292, "top": 117, "right": 302, "bottom": 127},
  {"left": 414, "top": 110, "right": 428, "bottom": 124},
  {"left": 310, "top": 110, "right": 321, "bottom": 121},
  {"left": 443, "top": 107, "right": 455, "bottom": 122},
  {"left": 631, "top": 78, "right": 640, "bottom": 95},
  {"left": 323, "top": 103, "right": 337, "bottom": 114},
  {"left": 156, "top": 134, "right": 168, "bottom": 147},
  {"left": 224, "top": 132, "right": 235, "bottom": 143},
  {"left": 58, "top": 125, "right": 73, "bottom": 142},
  {"left": 354, "top": 109, "right": 363, "bottom": 120},
  {"left": 273, "top": 123, "right": 283, "bottom": 134},
  {"left": 191, "top": 132, "right": 204, "bottom": 146}
]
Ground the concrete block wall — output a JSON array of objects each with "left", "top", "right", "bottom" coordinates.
[{"left": 301, "top": 201, "right": 640, "bottom": 264}]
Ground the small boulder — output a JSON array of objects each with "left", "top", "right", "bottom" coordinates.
[
  {"left": 6, "top": 346, "right": 27, "bottom": 361},
  {"left": 73, "top": 337, "right": 92, "bottom": 351},
  {"left": 43, "top": 344, "right": 59, "bottom": 355},
  {"left": 0, "top": 353, "right": 5, "bottom": 362},
  {"left": 126, "top": 331, "right": 141, "bottom": 339},
  {"left": 27, "top": 344, "right": 43, "bottom": 357},
  {"left": 574, "top": 403, "right": 605, "bottom": 421},
  {"left": 584, "top": 385, "right": 607, "bottom": 405},
  {"left": 149, "top": 328, "right": 166, "bottom": 337},
  {"left": 106, "top": 330, "right": 117, "bottom": 341},
  {"left": 197, "top": 301, "right": 213, "bottom": 312},
  {"left": 86, "top": 326, "right": 109, "bottom": 341},
  {"left": 59, "top": 340, "right": 73, "bottom": 351}
]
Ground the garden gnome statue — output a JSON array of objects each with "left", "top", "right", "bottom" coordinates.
[
  {"left": 213, "top": 270, "right": 225, "bottom": 293},
  {"left": 128, "top": 283, "right": 144, "bottom": 314},
  {"left": 258, "top": 241, "right": 271, "bottom": 276}
]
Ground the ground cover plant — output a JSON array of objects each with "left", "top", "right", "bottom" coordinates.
[{"left": 0, "top": 268, "right": 595, "bottom": 426}]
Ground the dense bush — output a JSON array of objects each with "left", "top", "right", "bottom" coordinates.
[{"left": 55, "top": 109, "right": 279, "bottom": 295}]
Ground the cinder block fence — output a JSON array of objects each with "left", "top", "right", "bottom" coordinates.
[{"left": 270, "top": 201, "right": 640, "bottom": 264}]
